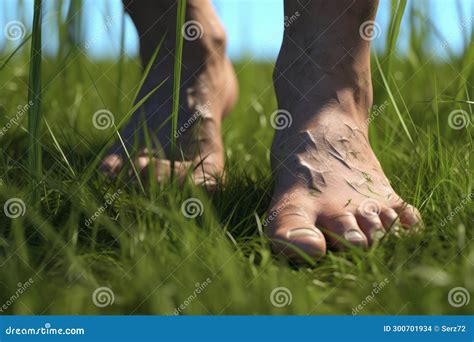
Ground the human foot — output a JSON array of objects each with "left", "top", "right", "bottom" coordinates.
[
  {"left": 267, "top": 110, "right": 421, "bottom": 260},
  {"left": 102, "top": 0, "right": 238, "bottom": 186},
  {"left": 266, "top": 0, "right": 421, "bottom": 261}
]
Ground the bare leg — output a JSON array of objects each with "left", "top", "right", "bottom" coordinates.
[
  {"left": 103, "top": 0, "right": 238, "bottom": 185},
  {"left": 267, "top": 0, "right": 421, "bottom": 260}
]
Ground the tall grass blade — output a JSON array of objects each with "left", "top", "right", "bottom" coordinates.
[
  {"left": 170, "top": 0, "right": 186, "bottom": 181},
  {"left": 27, "top": 0, "right": 43, "bottom": 203},
  {"left": 384, "top": 0, "right": 407, "bottom": 76},
  {"left": 374, "top": 52, "right": 414, "bottom": 145}
]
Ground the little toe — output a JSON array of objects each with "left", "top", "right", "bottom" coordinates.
[{"left": 319, "top": 214, "right": 368, "bottom": 250}]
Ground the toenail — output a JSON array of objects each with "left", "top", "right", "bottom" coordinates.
[
  {"left": 371, "top": 229, "right": 385, "bottom": 241},
  {"left": 287, "top": 227, "right": 322, "bottom": 239},
  {"left": 344, "top": 230, "right": 366, "bottom": 242}
]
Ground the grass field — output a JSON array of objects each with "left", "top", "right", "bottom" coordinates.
[{"left": 0, "top": 1, "right": 473, "bottom": 315}]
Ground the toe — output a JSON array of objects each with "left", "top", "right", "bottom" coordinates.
[
  {"left": 355, "top": 211, "right": 385, "bottom": 245},
  {"left": 267, "top": 199, "right": 326, "bottom": 261},
  {"left": 379, "top": 207, "right": 400, "bottom": 230},
  {"left": 318, "top": 213, "right": 368, "bottom": 250},
  {"left": 271, "top": 226, "right": 326, "bottom": 261},
  {"left": 393, "top": 202, "right": 422, "bottom": 227},
  {"left": 100, "top": 154, "right": 123, "bottom": 177}
]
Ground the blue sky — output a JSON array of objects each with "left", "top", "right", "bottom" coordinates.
[{"left": 0, "top": 0, "right": 473, "bottom": 60}]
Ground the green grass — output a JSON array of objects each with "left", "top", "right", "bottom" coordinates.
[{"left": 0, "top": 4, "right": 473, "bottom": 315}]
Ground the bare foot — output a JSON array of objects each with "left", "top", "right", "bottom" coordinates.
[
  {"left": 266, "top": 0, "right": 421, "bottom": 261},
  {"left": 102, "top": 0, "right": 238, "bottom": 186}
]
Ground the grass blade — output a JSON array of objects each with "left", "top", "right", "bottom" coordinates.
[
  {"left": 170, "top": 0, "right": 187, "bottom": 181},
  {"left": 385, "top": 0, "right": 407, "bottom": 76},
  {"left": 374, "top": 52, "right": 414, "bottom": 145},
  {"left": 27, "top": 0, "right": 43, "bottom": 203}
]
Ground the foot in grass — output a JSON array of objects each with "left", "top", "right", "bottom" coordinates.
[
  {"left": 102, "top": 0, "right": 238, "bottom": 187},
  {"left": 266, "top": 0, "right": 421, "bottom": 261}
]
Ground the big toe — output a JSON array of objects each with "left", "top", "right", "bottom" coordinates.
[{"left": 267, "top": 201, "right": 326, "bottom": 261}]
